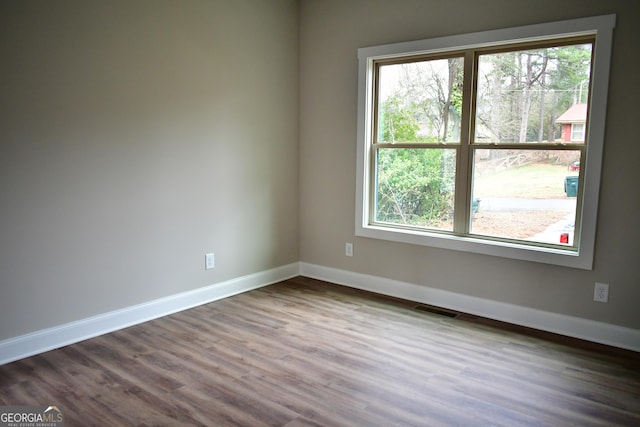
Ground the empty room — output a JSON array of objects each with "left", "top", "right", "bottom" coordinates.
[{"left": 1, "top": 0, "right": 639, "bottom": 425}]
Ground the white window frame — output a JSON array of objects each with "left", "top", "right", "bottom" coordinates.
[
  {"left": 571, "top": 123, "right": 586, "bottom": 141},
  {"left": 355, "top": 15, "right": 615, "bottom": 270}
]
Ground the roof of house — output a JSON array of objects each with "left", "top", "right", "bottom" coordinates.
[{"left": 556, "top": 103, "right": 587, "bottom": 124}]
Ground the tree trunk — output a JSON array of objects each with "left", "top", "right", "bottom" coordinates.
[
  {"left": 519, "top": 52, "right": 548, "bottom": 143},
  {"left": 519, "top": 55, "right": 532, "bottom": 143},
  {"left": 538, "top": 74, "right": 545, "bottom": 142}
]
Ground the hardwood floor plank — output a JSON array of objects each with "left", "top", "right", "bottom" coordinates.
[{"left": 1, "top": 276, "right": 639, "bottom": 426}]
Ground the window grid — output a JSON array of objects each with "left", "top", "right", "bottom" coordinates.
[{"left": 368, "top": 37, "right": 593, "bottom": 250}]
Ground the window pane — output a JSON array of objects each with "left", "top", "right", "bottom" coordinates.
[
  {"left": 376, "top": 57, "right": 464, "bottom": 143},
  {"left": 475, "top": 43, "right": 593, "bottom": 144},
  {"left": 470, "top": 149, "right": 581, "bottom": 246},
  {"left": 376, "top": 148, "right": 456, "bottom": 231}
]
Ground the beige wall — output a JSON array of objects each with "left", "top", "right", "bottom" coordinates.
[
  {"left": 299, "top": 0, "right": 640, "bottom": 329},
  {"left": 0, "top": 0, "right": 299, "bottom": 340},
  {"left": 1, "top": 0, "right": 638, "bottom": 345}
]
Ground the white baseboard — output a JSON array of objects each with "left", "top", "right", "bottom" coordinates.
[
  {"left": 2, "top": 261, "right": 637, "bottom": 366},
  {"left": 0, "top": 263, "right": 300, "bottom": 366},
  {"left": 299, "top": 262, "right": 640, "bottom": 353}
]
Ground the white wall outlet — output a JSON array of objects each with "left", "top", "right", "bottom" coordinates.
[
  {"left": 594, "top": 282, "right": 609, "bottom": 303},
  {"left": 205, "top": 253, "right": 215, "bottom": 270},
  {"left": 345, "top": 242, "right": 353, "bottom": 257}
]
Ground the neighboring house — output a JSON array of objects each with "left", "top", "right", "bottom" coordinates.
[{"left": 556, "top": 103, "right": 587, "bottom": 142}]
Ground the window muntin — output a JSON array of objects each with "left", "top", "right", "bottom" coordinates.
[{"left": 356, "top": 15, "right": 615, "bottom": 269}]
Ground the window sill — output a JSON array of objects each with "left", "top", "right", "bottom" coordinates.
[{"left": 356, "top": 223, "right": 592, "bottom": 269}]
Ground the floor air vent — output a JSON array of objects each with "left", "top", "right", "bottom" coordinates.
[{"left": 414, "top": 305, "right": 459, "bottom": 318}]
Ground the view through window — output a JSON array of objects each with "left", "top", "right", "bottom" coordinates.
[{"left": 372, "top": 40, "right": 592, "bottom": 248}]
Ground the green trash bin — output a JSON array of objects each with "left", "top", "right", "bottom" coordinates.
[{"left": 565, "top": 176, "right": 578, "bottom": 197}]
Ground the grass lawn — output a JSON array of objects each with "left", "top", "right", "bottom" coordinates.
[{"left": 473, "top": 163, "right": 577, "bottom": 199}]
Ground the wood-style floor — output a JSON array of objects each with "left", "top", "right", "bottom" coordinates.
[{"left": 1, "top": 276, "right": 639, "bottom": 426}]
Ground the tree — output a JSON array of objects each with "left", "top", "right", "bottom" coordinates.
[
  {"left": 443, "top": 58, "right": 464, "bottom": 142},
  {"left": 380, "top": 96, "right": 420, "bottom": 142}
]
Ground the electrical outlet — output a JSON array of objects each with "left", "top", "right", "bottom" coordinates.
[
  {"left": 594, "top": 282, "right": 609, "bottom": 303},
  {"left": 205, "top": 253, "right": 215, "bottom": 270},
  {"left": 345, "top": 242, "right": 353, "bottom": 257}
]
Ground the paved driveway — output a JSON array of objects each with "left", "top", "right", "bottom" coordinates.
[
  {"left": 476, "top": 197, "right": 576, "bottom": 245},
  {"left": 479, "top": 197, "right": 576, "bottom": 212}
]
